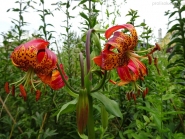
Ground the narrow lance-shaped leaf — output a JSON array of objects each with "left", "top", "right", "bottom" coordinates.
[
  {"left": 91, "top": 92, "right": 122, "bottom": 119},
  {"left": 57, "top": 98, "right": 78, "bottom": 121}
]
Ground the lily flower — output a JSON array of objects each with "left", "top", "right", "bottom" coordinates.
[
  {"left": 5, "top": 39, "right": 67, "bottom": 101},
  {"left": 93, "top": 24, "right": 139, "bottom": 70},
  {"left": 93, "top": 24, "right": 160, "bottom": 100}
]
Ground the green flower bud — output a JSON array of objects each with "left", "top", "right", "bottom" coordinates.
[{"left": 76, "top": 89, "right": 89, "bottom": 134}]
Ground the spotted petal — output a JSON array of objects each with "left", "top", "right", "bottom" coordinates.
[
  {"left": 11, "top": 39, "right": 57, "bottom": 75},
  {"left": 93, "top": 50, "right": 123, "bottom": 70},
  {"left": 105, "top": 24, "right": 138, "bottom": 50}
]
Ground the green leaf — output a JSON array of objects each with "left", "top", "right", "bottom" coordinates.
[
  {"left": 168, "top": 23, "right": 181, "bottom": 33},
  {"left": 163, "top": 111, "right": 185, "bottom": 115},
  {"left": 66, "top": 1, "right": 70, "bottom": 8},
  {"left": 136, "top": 119, "right": 144, "bottom": 130},
  {"left": 169, "top": 11, "right": 178, "bottom": 18},
  {"left": 143, "top": 115, "right": 150, "bottom": 123},
  {"left": 43, "top": 128, "right": 58, "bottom": 138},
  {"left": 119, "top": 131, "right": 125, "bottom": 139},
  {"left": 12, "top": 8, "right": 20, "bottom": 12},
  {"left": 7, "top": 8, "right": 11, "bottom": 12},
  {"left": 91, "top": 0, "right": 100, "bottom": 2},
  {"left": 78, "top": 0, "right": 87, "bottom": 5},
  {"left": 180, "top": 5, "right": 185, "bottom": 13},
  {"left": 48, "top": 34, "right": 53, "bottom": 40},
  {"left": 78, "top": 133, "right": 88, "bottom": 139},
  {"left": 168, "top": 38, "right": 183, "bottom": 47},
  {"left": 162, "top": 94, "right": 175, "bottom": 100},
  {"left": 92, "top": 32, "right": 101, "bottom": 54},
  {"left": 91, "top": 92, "right": 122, "bottom": 119},
  {"left": 32, "top": 112, "right": 43, "bottom": 127},
  {"left": 167, "top": 45, "right": 183, "bottom": 61},
  {"left": 79, "top": 12, "right": 90, "bottom": 23},
  {"left": 57, "top": 98, "right": 78, "bottom": 121}
]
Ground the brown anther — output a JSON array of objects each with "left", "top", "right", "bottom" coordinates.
[
  {"left": 155, "top": 43, "right": 161, "bottom": 51},
  {"left": 12, "top": 85, "right": 15, "bottom": 96},
  {"left": 143, "top": 88, "right": 148, "bottom": 98},
  {"left": 19, "top": 85, "right": 27, "bottom": 101},
  {"left": 147, "top": 54, "right": 152, "bottom": 65},
  {"left": 4, "top": 82, "right": 10, "bottom": 94},
  {"left": 36, "top": 90, "right": 41, "bottom": 101},
  {"left": 132, "top": 93, "right": 136, "bottom": 102},
  {"left": 126, "top": 93, "right": 131, "bottom": 101},
  {"left": 154, "top": 58, "right": 160, "bottom": 75},
  {"left": 130, "top": 91, "right": 133, "bottom": 97}
]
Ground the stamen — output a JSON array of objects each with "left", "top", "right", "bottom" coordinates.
[
  {"left": 9, "top": 73, "right": 27, "bottom": 87},
  {"left": 147, "top": 55, "right": 152, "bottom": 65},
  {"left": 19, "top": 85, "right": 27, "bottom": 101},
  {"left": 36, "top": 90, "right": 41, "bottom": 101},
  {"left": 155, "top": 43, "right": 161, "bottom": 51},
  {"left": 154, "top": 58, "right": 160, "bottom": 75},
  {"left": 126, "top": 93, "right": 131, "bottom": 101},
  {"left": 4, "top": 82, "right": 10, "bottom": 94}
]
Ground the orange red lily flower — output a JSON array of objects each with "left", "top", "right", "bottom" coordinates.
[
  {"left": 93, "top": 24, "right": 160, "bottom": 101},
  {"left": 5, "top": 39, "right": 68, "bottom": 101}
]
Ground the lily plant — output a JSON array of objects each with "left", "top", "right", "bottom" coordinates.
[{"left": 5, "top": 23, "right": 160, "bottom": 139}]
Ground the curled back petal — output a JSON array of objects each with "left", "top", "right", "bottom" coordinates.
[
  {"left": 104, "top": 35, "right": 129, "bottom": 53},
  {"left": 105, "top": 24, "right": 138, "bottom": 50},
  {"left": 104, "top": 31, "right": 132, "bottom": 51}
]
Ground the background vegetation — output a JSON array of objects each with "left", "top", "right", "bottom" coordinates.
[{"left": 0, "top": 0, "right": 185, "bottom": 139}]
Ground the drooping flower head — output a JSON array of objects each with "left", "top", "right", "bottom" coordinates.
[
  {"left": 5, "top": 39, "right": 68, "bottom": 101},
  {"left": 11, "top": 39, "right": 57, "bottom": 75},
  {"left": 93, "top": 24, "right": 160, "bottom": 101},
  {"left": 93, "top": 24, "right": 138, "bottom": 70}
]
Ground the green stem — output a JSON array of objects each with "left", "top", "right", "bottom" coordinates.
[
  {"left": 57, "top": 63, "right": 79, "bottom": 94},
  {"left": 87, "top": 95, "right": 95, "bottom": 139},
  {"left": 91, "top": 70, "right": 107, "bottom": 93}
]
